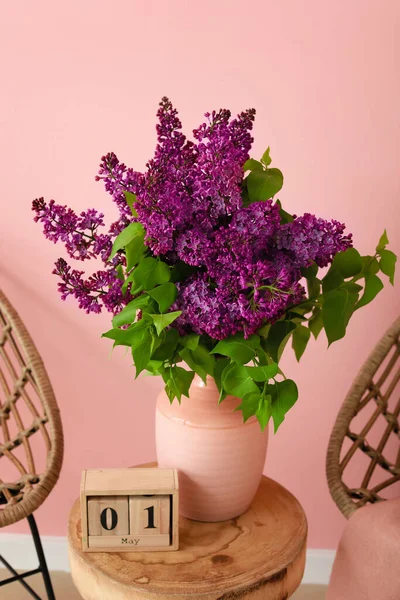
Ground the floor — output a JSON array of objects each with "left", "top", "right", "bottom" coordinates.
[{"left": 0, "top": 570, "right": 327, "bottom": 598}]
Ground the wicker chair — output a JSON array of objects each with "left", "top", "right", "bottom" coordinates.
[
  {"left": 0, "top": 288, "right": 63, "bottom": 599},
  {"left": 326, "top": 316, "right": 400, "bottom": 518}
]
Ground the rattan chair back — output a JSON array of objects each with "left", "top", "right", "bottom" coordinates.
[
  {"left": 0, "top": 288, "right": 63, "bottom": 527},
  {"left": 327, "top": 316, "right": 400, "bottom": 518}
]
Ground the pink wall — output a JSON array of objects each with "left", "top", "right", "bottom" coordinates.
[{"left": 1, "top": 1, "right": 399, "bottom": 549}]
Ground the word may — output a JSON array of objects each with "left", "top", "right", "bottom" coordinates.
[{"left": 121, "top": 538, "right": 139, "bottom": 545}]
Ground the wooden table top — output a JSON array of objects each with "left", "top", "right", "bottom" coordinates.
[{"left": 68, "top": 470, "right": 307, "bottom": 600}]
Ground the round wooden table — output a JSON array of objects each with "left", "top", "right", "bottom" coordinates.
[{"left": 68, "top": 472, "right": 307, "bottom": 600}]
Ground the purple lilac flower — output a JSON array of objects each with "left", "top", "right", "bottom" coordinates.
[
  {"left": 208, "top": 201, "right": 281, "bottom": 279},
  {"left": 34, "top": 98, "right": 353, "bottom": 339},
  {"left": 32, "top": 198, "right": 112, "bottom": 262},
  {"left": 276, "top": 213, "right": 352, "bottom": 268},
  {"left": 174, "top": 227, "right": 214, "bottom": 267},
  {"left": 53, "top": 258, "right": 126, "bottom": 314},
  {"left": 95, "top": 153, "right": 137, "bottom": 218},
  {"left": 190, "top": 109, "right": 255, "bottom": 226},
  {"left": 173, "top": 263, "right": 306, "bottom": 340},
  {"left": 32, "top": 198, "right": 124, "bottom": 313},
  {"left": 99, "top": 99, "right": 256, "bottom": 260},
  {"left": 173, "top": 274, "right": 242, "bottom": 340}
]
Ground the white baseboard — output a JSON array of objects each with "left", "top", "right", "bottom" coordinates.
[
  {"left": 0, "top": 534, "right": 69, "bottom": 572},
  {"left": 0, "top": 534, "right": 335, "bottom": 585},
  {"left": 302, "top": 549, "right": 335, "bottom": 584}
]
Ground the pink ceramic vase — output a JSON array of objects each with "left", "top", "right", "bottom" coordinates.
[{"left": 155, "top": 375, "right": 269, "bottom": 522}]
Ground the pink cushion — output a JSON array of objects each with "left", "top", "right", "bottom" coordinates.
[{"left": 327, "top": 498, "right": 400, "bottom": 600}]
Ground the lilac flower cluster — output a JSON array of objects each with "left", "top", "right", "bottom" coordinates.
[
  {"left": 33, "top": 97, "right": 353, "bottom": 336},
  {"left": 32, "top": 198, "right": 112, "bottom": 262},
  {"left": 96, "top": 99, "right": 256, "bottom": 256},
  {"left": 52, "top": 258, "right": 126, "bottom": 314},
  {"left": 32, "top": 198, "right": 125, "bottom": 314},
  {"left": 275, "top": 214, "right": 352, "bottom": 268}
]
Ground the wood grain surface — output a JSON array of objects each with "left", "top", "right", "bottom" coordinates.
[{"left": 68, "top": 467, "right": 307, "bottom": 600}]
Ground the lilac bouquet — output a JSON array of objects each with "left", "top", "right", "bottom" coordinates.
[{"left": 33, "top": 98, "right": 396, "bottom": 431}]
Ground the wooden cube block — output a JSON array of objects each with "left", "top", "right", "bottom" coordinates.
[
  {"left": 80, "top": 468, "right": 179, "bottom": 553},
  {"left": 87, "top": 496, "right": 129, "bottom": 536},
  {"left": 129, "top": 495, "right": 170, "bottom": 536}
]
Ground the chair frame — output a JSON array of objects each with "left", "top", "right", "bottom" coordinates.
[
  {"left": 0, "top": 288, "right": 64, "bottom": 598},
  {"left": 0, "top": 513, "right": 55, "bottom": 599},
  {"left": 326, "top": 316, "right": 400, "bottom": 518}
]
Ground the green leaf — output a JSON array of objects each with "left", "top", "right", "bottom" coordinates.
[
  {"left": 256, "top": 394, "right": 272, "bottom": 431},
  {"left": 127, "top": 257, "right": 171, "bottom": 294},
  {"left": 191, "top": 344, "right": 216, "bottom": 377},
  {"left": 170, "top": 261, "right": 196, "bottom": 283},
  {"left": 116, "top": 264, "right": 124, "bottom": 282},
  {"left": 129, "top": 320, "right": 153, "bottom": 351},
  {"left": 257, "top": 323, "right": 271, "bottom": 338},
  {"left": 110, "top": 222, "right": 144, "bottom": 259},
  {"left": 214, "top": 358, "right": 230, "bottom": 393},
  {"left": 332, "top": 248, "right": 363, "bottom": 279},
  {"left": 236, "top": 391, "right": 260, "bottom": 422},
  {"left": 102, "top": 319, "right": 149, "bottom": 347},
  {"left": 287, "top": 307, "right": 309, "bottom": 320},
  {"left": 218, "top": 361, "right": 237, "bottom": 403},
  {"left": 356, "top": 274, "right": 384, "bottom": 310},
  {"left": 322, "top": 268, "right": 344, "bottom": 294},
  {"left": 122, "top": 271, "right": 134, "bottom": 293},
  {"left": 211, "top": 333, "right": 260, "bottom": 364},
  {"left": 125, "top": 233, "right": 146, "bottom": 271},
  {"left": 362, "top": 255, "right": 380, "bottom": 276},
  {"left": 341, "top": 281, "right": 363, "bottom": 295},
  {"left": 124, "top": 191, "right": 138, "bottom": 217},
  {"left": 147, "top": 311, "right": 181, "bottom": 336},
  {"left": 151, "top": 328, "right": 179, "bottom": 361},
  {"left": 132, "top": 342, "right": 151, "bottom": 378},
  {"left": 271, "top": 379, "right": 298, "bottom": 433},
  {"left": 179, "top": 348, "right": 205, "bottom": 384},
  {"left": 179, "top": 344, "right": 216, "bottom": 384},
  {"left": 164, "top": 367, "right": 195, "bottom": 403},
  {"left": 179, "top": 334, "right": 200, "bottom": 351},
  {"left": 131, "top": 329, "right": 153, "bottom": 378},
  {"left": 307, "top": 277, "right": 321, "bottom": 299},
  {"left": 112, "top": 296, "right": 149, "bottom": 327},
  {"left": 379, "top": 249, "right": 397, "bottom": 285},
  {"left": 376, "top": 229, "right": 389, "bottom": 252},
  {"left": 279, "top": 206, "right": 294, "bottom": 224},
  {"left": 261, "top": 147, "right": 272, "bottom": 167},
  {"left": 243, "top": 158, "right": 263, "bottom": 171},
  {"left": 263, "top": 321, "right": 296, "bottom": 362},
  {"left": 246, "top": 168, "right": 284, "bottom": 202},
  {"left": 245, "top": 364, "right": 278, "bottom": 382},
  {"left": 222, "top": 365, "right": 260, "bottom": 398},
  {"left": 301, "top": 262, "right": 318, "bottom": 279},
  {"left": 275, "top": 199, "right": 294, "bottom": 224},
  {"left": 292, "top": 325, "right": 311, "bottom": 361},
  {"left": 145, "top": 360, "right": 165, "bottom": 375},
  {"left": 255, "top": 347, "right": 270, "bottom": 366},
  {"left": 147, "top": 282, "right": 177, "bottom": 313},
  {"left": 308, "top": 307, "right": 323, "bottom": 339},
  {"left": 102, "top": 327, "right": 133, "bottom": 346},
  {"left": 322, "top": 287, "right": 358, "bottom": 345}
]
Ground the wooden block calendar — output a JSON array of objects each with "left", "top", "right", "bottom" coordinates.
[{"left": 80, "top": 468, "right": 179, "bottom": 552}]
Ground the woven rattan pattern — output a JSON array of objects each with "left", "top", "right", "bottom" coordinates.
[
  {"left": 0, "top": 289, "right": 63, "bottom": 527},
  {"left": 327, "top": 317, "right": 400, "bottom": 518}
]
